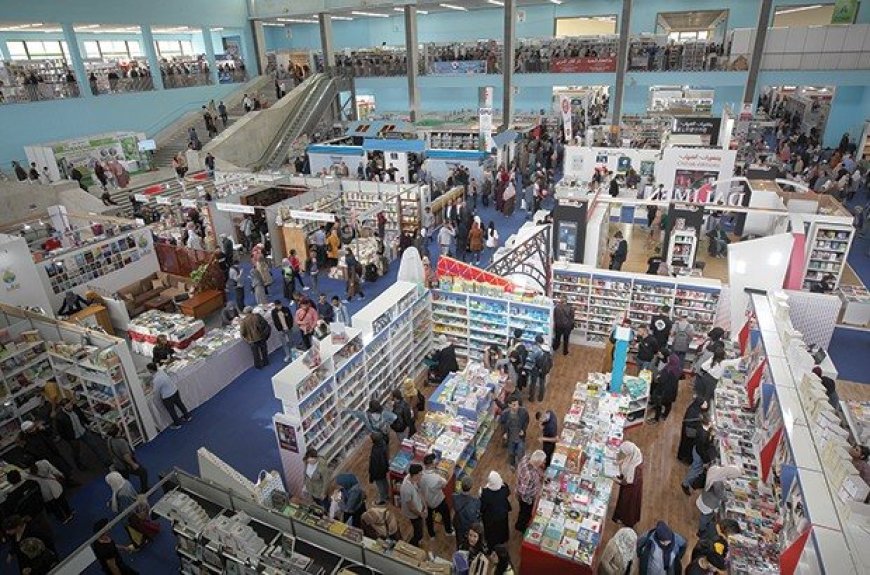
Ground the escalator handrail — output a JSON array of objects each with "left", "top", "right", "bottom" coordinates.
[{"left": 264, "top": 77, "right": 338, "bottom": 170}]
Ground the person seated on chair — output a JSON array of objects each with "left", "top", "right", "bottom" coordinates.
[
  {"left": 707, "top": 224, "right": 729, "bottom": 258},
  {"left": 427, "top": 335, "right": 459, "bottom": 384},
  {"left": 57, "top": 291, "right": 88, "bottom": 317},
  {"left": 151, "top": 335, "right": 175, "bottom": 366}
]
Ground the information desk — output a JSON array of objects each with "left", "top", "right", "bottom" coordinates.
[
  {"left": 127, "top": 310, "right": 205, "bottom": 356},
  {"left": 388, "top": 364, "right": 504, "bottom": 506},
  {"left": 146, "top": 308, "right": 283, "bottom": 431},
  {"left": 521, "top": 374, "right": 640, "bottom": 574}
]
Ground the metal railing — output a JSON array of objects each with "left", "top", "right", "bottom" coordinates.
[
  {"left": 0, "top": 81, "right": 80, "bottom": 104},
  {"left": 163, "top": 71, "right": 213, "bottom": 89}
]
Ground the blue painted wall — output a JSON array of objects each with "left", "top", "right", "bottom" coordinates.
[
  {"left": 0, "top": 0, "right": 249, "bottom": 27},
  {"left": 0, "top": 84, "right": 240, "bottom": 165}
]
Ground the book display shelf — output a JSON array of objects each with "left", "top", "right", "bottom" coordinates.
[
  {"left": 801, "top": 219, "right": 854, "bottom": 291},
  {"left": 431, "top": 277, "right": 553, "bottom": 365},
  {"left": 551, "top": 263, "right": 721, "bottom": 350},
  {"left": 340, "top": 182, "right": 426, "bottom": 239},
  {"left": 667, "top": 229, "right": 697, "bottom": 271},
  {"left": 273, "top": 282, "right": 433, "bottom": 495},
  {"left": 0, "top": 304, "right": 156, "bottom": 453}
]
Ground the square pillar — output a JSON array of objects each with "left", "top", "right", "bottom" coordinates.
[
  {"left": 61, "top": 22, "right": 92, "bottom": 99},
  {"left": 319, "top": 13, "right": 335, "bottom": 70},
  {"left": 611, "top": 0, "right": 632, "bottom": 126},
  {"left": 202, "top": 26, "right": 220, "bottom": 85},
  {"left": 404, "top": 6, "right": 420, "bottom": 122},
  {"left": 501, "top": 0, "right": 516, "bottom": 128},
  {"left": 141, "top": 25, "right": 164, "bottom": 90},
  {"left": 743, "top": 0, "right": 774, "bottom": 105}
]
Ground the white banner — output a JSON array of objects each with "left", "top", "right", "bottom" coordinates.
[
  {"left": 479, "top": 107, "right": 494, "bottom": 152},
  {"left": 216, "top": 202, "right": 256, "bottom": 214},
  {"left": 287, "top": 209, "right": 335, "bottom": 223},
  {"left": 180, "top": 199, "right": 198, "bottom": 208},
  {"left": 155, "top": 196, "right": 174, "bottom": 205},
  {"left": 559, "top": 95, "right": 573, "bottom": 142}
]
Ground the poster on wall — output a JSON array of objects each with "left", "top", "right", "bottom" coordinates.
[
  {"left": 559, "top": 95, "right": 573, "bottom": 142},
  {"left": 276, "top": 421, "right": 299, "bottom": 453},
  {"left": 48, "top": 134, "right": 142, "bottom": 186},
  {"left": 639, "top": 160, "right": 655, "bottom": 177},
  {"left": 671, "top": 117, "right": 722, "bottom": 146},
  {"left": 831, "top": 0, "right": 859, "bottom": 23}
]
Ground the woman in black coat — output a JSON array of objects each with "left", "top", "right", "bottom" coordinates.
[
  {"left": 648, "top": 353, "right": 681, "bottom": 424},
  {"left": 368, "top": 432, "right": 390, "bottom": 505},
  {"left": 479, "top": 471, "right": 511, "bottom": 549},
  {"left": 677, "top": 395, "right": 708, "bottom": 464}
]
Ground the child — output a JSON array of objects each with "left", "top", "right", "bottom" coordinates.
[{"left": 306, "top": 249, "right": 319, "bottom": 294}]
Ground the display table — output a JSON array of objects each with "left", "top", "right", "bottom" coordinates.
[
  {"left": 522, "top": 374, "right": 639, "bottom": 572},
  {"left": 842, "top": 400, "right": 870, "bottom": 446},
  {"left": 177, "top": 290, "right": 225, "bottom": 319},
  {"left": 838, "top": 286, "right": 870, "bottom": 327},
  {"left": 127, "top": 310, "right": 206, "bottom": 357},
  {"left": 388, "top": 364, "right": 503, "bottom": 506},
  {"left": 146, "top": 307, "right": 283, "bottom": 432}
]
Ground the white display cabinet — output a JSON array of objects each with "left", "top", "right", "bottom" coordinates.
[
  {"left": 667, "top": 228, "right": 698, "bottom": 271},
  {"left": 274, "top": 281, "right": 432, "bottom": 495},
  {"left": 801, "top": 218, "right": 854, "bottom": 291}
]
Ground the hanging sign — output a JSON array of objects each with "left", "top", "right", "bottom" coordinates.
[
  {"left": 215, "top": 202, "right": 256, "bottom": 214},
  {"left": 180, "top": 199, "right": 198, "bottom": 208},
  {"left": 155, "top": 196, "right": 174, "bottom": 206},
  {"left": 287, "top": 209, "right": 335, "bottom": 223},
  {"left": 559, "top": 95, "right": 573, "bottom": 142},
  {"left": 671, "top": 117, "right": 722, "bottom": 145}
]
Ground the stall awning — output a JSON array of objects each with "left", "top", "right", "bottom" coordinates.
[
  {"left": 492, "top": 129, "right": 520, "bottom": 147},
  {"left": 362, "top": 138, "right": 426, "bottom": 153},
  {"left": 426, "top": 149, "right": 487, "bottom": 160},
  {"left": 306, "top": 144, "right": 365, "bottom": 156}
]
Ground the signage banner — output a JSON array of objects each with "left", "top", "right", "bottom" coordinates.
[
  {"left": 550, "top": 57, "right": 617, "bottom": 73},
  {"left": 215, "top": 202, "right": 256, "bottom": 214},
  {"left": 559, "top": 95, "right": 573, "bottom": 142},
  {"left": 478, "top": 107, "right": 494, "bottom": 152},
  {"left": 180, "top": 199, "right": 198, "bottom": 208},
  {"left": 671, "top": 117, "right": 722, "bottom": 145},
  {"left": 287, "top": 209, "right": 335, "bottom": 223},
  {"left": 155, "top": 196, "right": 174, "bottom": 206},
  {"left": 832, "top": 0, "right": 859, "bottom": 23},
  {"left": 430, "top": 60, "right": 487, "bottom": 75}
]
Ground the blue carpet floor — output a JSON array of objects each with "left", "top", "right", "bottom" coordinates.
[{"left": 12, "top": 198, "right": 534, "bottom": 573}]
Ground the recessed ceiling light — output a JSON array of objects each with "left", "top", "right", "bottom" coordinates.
[
  {"left": 330, "top": 16, "right": 354, "bottom": 21},
  {"left": 440, "top": 3, "right": 467, "bottom": 11},
  {"left": 276, "top": 18, "right": 318, "bottom": 24},
  {"left": 487, "top": 0, "right": 505, "bottom": 5},
  {"left": 550, "top": 0, "right": 563, "bottom": 4},
  {"left": 351, "top": 11, "right": 391, "bottom": 18},
  {"left": 393, "top": 7, "right": 429, "bottom": 14}
]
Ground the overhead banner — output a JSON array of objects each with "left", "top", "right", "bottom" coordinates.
[
  {"left": 671, "top": 117, "right": 722, "bottom": 146},
  {"left": 550, "top": 57, "right": 617, "bottom": 73},
  {"left": 287, "top": 209, "right": 336, "bottom": 223},
  {"left": 559, "top": 95, "right": 573, "bottom": 142},
  {"left": 215, "top": 202, "right": 256, "bottom": 214},
  {"left": 430, "top": 60, "right": 486, "bottom": 75}
]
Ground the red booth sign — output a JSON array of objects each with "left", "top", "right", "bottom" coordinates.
[{"left": 550, "top": 57, "right": 617, "bottom": 73}]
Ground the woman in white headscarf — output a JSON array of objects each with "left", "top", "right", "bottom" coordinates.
[
  {"left": 696, "top": 464, "right": 742, "bottom": 534},
  {"left": 598, "top": 526, "right": 638, "bottom": 575},
  {"left": 612, "top": 442, "right": 644, "bottom": 528},
  {"left": 479, "top": 470, "right": 511, "bottom": 549},
  {"left": 105, "top": 471, "right": 137, "bottom": 513}
]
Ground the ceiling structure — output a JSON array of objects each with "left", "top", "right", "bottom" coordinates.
[
  {"left": 0, "top": 22, "right": 229, "bottom": 34},
  {"left": 656, "top": 10, "right": 728, "bottom": 33}
]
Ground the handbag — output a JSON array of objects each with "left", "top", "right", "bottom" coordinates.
[{"left": 254, "top": 470, "right": 286, "bottom": 506}]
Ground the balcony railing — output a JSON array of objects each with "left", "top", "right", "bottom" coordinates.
[{"left": 0, "top": 80, "right": 80, "bottom": 104}]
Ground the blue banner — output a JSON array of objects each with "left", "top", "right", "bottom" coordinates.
[{"left": 430, "top": 60, "right": 487, "bottom": 75}]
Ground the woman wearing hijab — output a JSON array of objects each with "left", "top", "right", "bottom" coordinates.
[
  {"left": 696, "top": 465, "right": 742, "bottom": 535},
  {"left": 677, "top": 395, "right": 709, "bottom": 464},
  {"left": 648, "top": 353, "right": 681, "bottom": 424},
  {"left": 598, "top": 526, "right": 637, "bottom": 575},
  {"left": 613, "top": 442, "right": 643, "bottom": 528},
  {"left": 105, "top": 471, "right": 137, "bottom": 513},
  {"left": 335, "top": 473, "right": 366, "bottom": 527},
  {"left": 479, "top": 471, "right": 511, "bottom": 549},
  {"left": 636, "top": 521, "right": 686, "bottom": 575}
]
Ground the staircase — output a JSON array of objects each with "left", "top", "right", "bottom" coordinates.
[
  {"left": 150, "top": 75, "right": 273, "bottom": 170},
  {"left": 255, "top": 73, "right": 340, "bottom": 171}
]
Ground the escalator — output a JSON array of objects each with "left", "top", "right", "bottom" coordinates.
[{"left": 254, "top": 73, "right": 339, "bottom": 171}]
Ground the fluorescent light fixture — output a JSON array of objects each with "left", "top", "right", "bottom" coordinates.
[
  {"left": 276, "top": 18, "right": 318, "bottom": 24},
  {"left": 439, "top": 3, "right": 468, "bottom": 11},
  {"left": 486, "top": 0, "right": 505, "bottom": 5},
  {"left": 210, "top": 27, "right": 224, "bottom": 31},
  {"left": 393, "top": 7, "right": 429, "bottom": 14},
  {"left": 550, "top": 0, "right": 564, "bottom": 4},
  {"left": 75, "top": 24, "right": 100, "bottom": 30},
  {"left": 776, "top": 4, "right": 823, "bottom": 15},
  {"left": 262, "top": 22, "right": 286, "bottom": 27},
  {"left": 331, "top": 16, "right": 354, "bottom": 21},
  {"left": 351, "top": 11, "right": 391, "bottom": 18}
]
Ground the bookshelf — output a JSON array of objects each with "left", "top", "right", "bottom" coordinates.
[
  {"left": 801, "top": 219, "right": 854, "bottom": 291},
  {"left": 431, "top": 285, "right": 553, "bottom": 365},
  {"left": 273, "top": 282, "right": 433, "bottom": 495},
  {"left": 550, "top": 263, "right": 722, "bottom": 349},
  {"left": 667, "top": 229, "right": 697, "bottom": 271}
]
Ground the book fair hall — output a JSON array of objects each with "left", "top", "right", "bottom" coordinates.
[{"left": 2, "top": 0, "right": 870, "bottom": 574}]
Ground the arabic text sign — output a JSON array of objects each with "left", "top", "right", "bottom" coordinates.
[
  {"left": 288, "top": 210, "right": 335, "bottom": 223},
  {"left": 671, "top": 117, "right": 722, "bottom": 145},
  {"left": 550, "top": 57, "right": 617, "bottom": 73},
  {"left": 215, "top": 202, "right": 256, "bottom": 214}
]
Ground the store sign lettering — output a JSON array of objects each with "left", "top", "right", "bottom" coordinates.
[{"left": 648, "top": 187, "right": 745, "bottom": 206}]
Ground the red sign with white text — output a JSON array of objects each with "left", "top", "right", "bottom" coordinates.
[{"left": 550, "top": 57, "right": 617, "bottom": 73}]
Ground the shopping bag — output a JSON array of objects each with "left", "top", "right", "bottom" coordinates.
[{"left": 254, "top": 470, "right": 285, "bottom": 506}]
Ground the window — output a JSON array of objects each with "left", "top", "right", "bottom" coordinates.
[
  {"left": 667, "top": 30, "right": 710, "bottom": 42},
  {"left": 127, "top": 41, "right": 142, "bottom": 57},
  {"left": 83, "top": 40, "right": 101, "bottom": 59},
  {"left": 180, "top": 41, "right": 194, "bottom": 55},
  {"left": 6, "top": 41, "right": 28, "bottom": 59},
  {"left": 156, "top": 40, "right": 197, "bottom": 58}
]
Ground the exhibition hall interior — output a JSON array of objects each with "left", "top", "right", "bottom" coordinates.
[{"left": 1, "top": 0, "right": 870, "bottom": 573}]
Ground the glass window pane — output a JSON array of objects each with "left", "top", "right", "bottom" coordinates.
[
  {"left": 180, "top": 41, "right": 193, "bottom": 55},
  {"left": 668, "top": 32, "right": 679, "bottom": 41},
  {"left": 84, "top": 41, "right": 101, "bottom": 59},
  {"left": 7, "top": 41, "right": 28, "bottom": 59},
  {"left": 127, "top": 41, "right": 142, "bottom": 57},
  {"left": 60, "top": 40, "right": 69, "bottom": 60},
  {"left": 26, "top": 41, "right": 46, "bottom": 55},
  {"left": 697, "top": 30, "right": 708, "bottom": 40}
]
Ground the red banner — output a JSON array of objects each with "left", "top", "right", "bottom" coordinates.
[
  {"left": 436, "top": 256, "right": 513, "bottom": 290},
  {"left": 550, "top": 56, "right": 617, "bottom": 73}
]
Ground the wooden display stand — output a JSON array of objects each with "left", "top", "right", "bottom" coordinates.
[
  {"left": 68, "top": 304, "right": 115, "bottom": 336},
  {"left": 178, "top": 290, "right": 225, "bottom": 319}
]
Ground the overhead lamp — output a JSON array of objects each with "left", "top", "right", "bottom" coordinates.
[
  {"left": 351, "top": 11, "right": 391, "bottom": 18},
  {"left": 776, "top": 4, "right": 823, "bottom": 15},
  {"left": 210, "top": 27, "right": 224, "bottom": 31},
  {"left": 276, "top": 18, "right": 318, "bottom": 24},
  {"left": 439, "top": 3, "right": 467, "bottom": 11},
  {"left": 550, "top": 0, "right": 564, "bottom": 4},
  {"left": 331, "top": 16, "right": 355, "bottom": 21},
  {"left": 393, "top": 7, "right": 429, "bottom": 14},
  {"left": 262, "top": 22, "right": 286, "bottom": 27},
  {"left": 487, "top": 0, "right": 505, "bottom": 5}
]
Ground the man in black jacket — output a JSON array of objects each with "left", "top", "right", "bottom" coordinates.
[
  {"left": 635, "top": 325, "right": 660, "bottom": 373},
  {"left": 55, "top": 399, "right": 110, "bottom": 470},
  {"left": 682, "top": 414, "right": 715, "bottom": 494},
  {"left": 271, "top": 300, "right": 294, "bottom": 362},
  {"left": 552, "top": 297, "right": 574, "bottom": 356},
  {"left": 18, "top": 421, "right": 73, "bottom": 478},
  {"left": 609, "top": 231, "right": 627, "bottom": 270}
]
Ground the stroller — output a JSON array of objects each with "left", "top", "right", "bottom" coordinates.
[{"left": 364, "top": 263, "right": 379, "bottom": 283}]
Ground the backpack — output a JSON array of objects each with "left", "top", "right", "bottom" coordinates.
[
  {"left": 672, "top": 325, "right": 691, "bottom": 352},
  {"left": 391, "top": 401, "right": 410, "bottom": 433},
  {"left": 536, "top": 349, "right": 553, "bottom": 376},
  {"left": 257, "top": 314, "right": 272, "bottom": 340}
]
